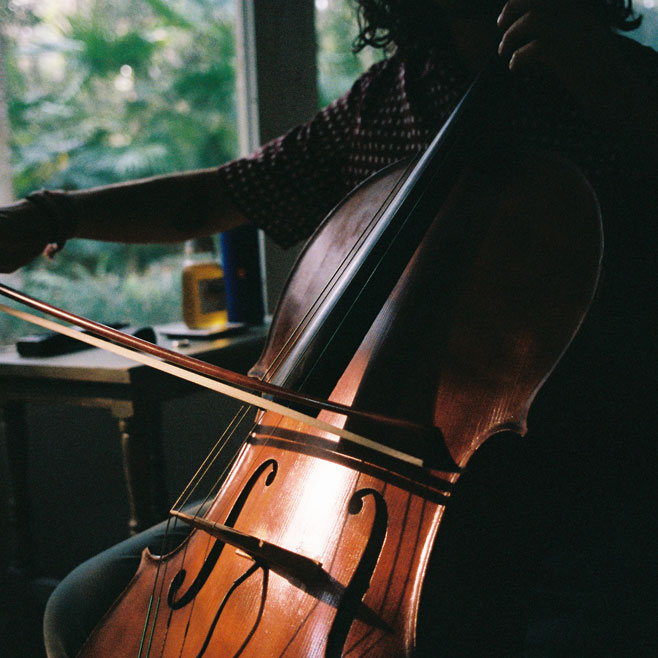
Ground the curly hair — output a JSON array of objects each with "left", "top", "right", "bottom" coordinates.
[{"left": 352, "top": 1, "right": 642, "bottom": 53}]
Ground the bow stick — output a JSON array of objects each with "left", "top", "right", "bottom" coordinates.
[{"left": 0, "top": 284, "right": 432, "bottom": 467}]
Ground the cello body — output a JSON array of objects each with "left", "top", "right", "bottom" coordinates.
[{"left": 77, "top": 136, "right": 602, "bottom": 656}]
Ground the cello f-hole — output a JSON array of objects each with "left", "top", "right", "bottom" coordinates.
[
  {"left": 326, "top": 488, "right": 389, "bottom": 657},
  {"left": 168, "top": 459, "right": 278, "bottom": 609},
  {"left": 193, "top": 562, "right": 266, "bottom": 658}
]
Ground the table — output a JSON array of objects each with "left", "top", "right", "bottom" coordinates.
[{"left": 0, "top": 325, "right": 267, "bottom": 574}]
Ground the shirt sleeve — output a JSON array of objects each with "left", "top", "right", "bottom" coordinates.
[{"left": 215, "top": 73, "right": 371, "bottom": 249}]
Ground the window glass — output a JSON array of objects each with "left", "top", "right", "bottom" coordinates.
[
  {"left": 0, "top": 0, "right": 236, "bottom": 344},
  {"left": 629, "top": 2, "right": 658, "bottom": 46},
  {"left": 315, "top": 0, "right": 382, "bottom": 108}
]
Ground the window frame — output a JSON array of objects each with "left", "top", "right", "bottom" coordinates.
[{"left": 235, "top": 0, "right": 318, "bottom": 314}]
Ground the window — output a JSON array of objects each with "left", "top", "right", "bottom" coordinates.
[
  {"left": 0, "top": 0, "right": 237, "bottom": 343},
  {"left": 2, "top": 0, "right": 656, "bottom": 343},
  {"left": 315, "top": 0, "right": 381, "bottom": 108},
  {"left": 631, "top": 1, "right": 658, "bottom": 46}
]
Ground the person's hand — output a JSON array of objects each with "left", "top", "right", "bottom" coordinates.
[
  {"left": 0, "top": 199, "right": 54, "bottom": 273},
  {"left": 496, "top": 0, "right": 610, "bottom": 82},
  {"left": 496, "top": 0, "right": 658, "bottom": 157}
]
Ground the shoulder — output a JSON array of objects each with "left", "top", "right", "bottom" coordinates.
[
  {"left": 341, "top": 49, "right": 456, "bottom": 125},
  {"left": 340, "top": 54, "right": 405, "bottom": 112},
  {"left": 612, "top": 32, "right": 658, "bottom": 61},
  {"left": 611, "top": 33, "right": 658, "bottom": 83}
]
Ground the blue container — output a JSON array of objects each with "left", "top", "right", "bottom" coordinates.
[{"left": 220, "top": 225, "right": 265, "bottom": 325}]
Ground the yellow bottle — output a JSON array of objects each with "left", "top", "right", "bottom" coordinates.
[{"left": 181, "top": 237, "right": 228, "bottom": 329}]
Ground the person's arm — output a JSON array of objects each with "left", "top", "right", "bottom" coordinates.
[
  {"left": 69, "top": 168, "right": 247, "bottom": 242},
  {"left": 0, "top": 168, "right": 247, "bottom": 273},
  {"left": 1, "top": 54, "right": 378, "bottom": 274}
]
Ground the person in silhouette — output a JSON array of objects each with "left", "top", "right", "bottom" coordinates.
[{"left": 0, "top": 2, "right": 655, "bottom": 656}]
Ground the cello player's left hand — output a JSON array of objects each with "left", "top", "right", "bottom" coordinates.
[
  {"left": 496, "top": 0, "right": 610, "bottom": 82},
  {"left": 496, "top": 0, "right": 658, "bottom": 161}
]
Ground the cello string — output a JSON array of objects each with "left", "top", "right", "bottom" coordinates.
[
  {"left": 171, "top": 404, "right": 252, "bottom": 511},
  {"left": 143, "top": 410, "right": 282, "bottom": 658},
  {"left": 31, "top": 67, "right": 492, "bottom": 655},
  {"left": 0, "top": 143, "right": 425, "bottom": 656},
  {"left": 266, "top": 150, "right": 441, "bottom": 397},
  {"left": 154, "top": 109, "right": 448, "bottom": 651},
  {"left": 0, "top": 304, "right": 408, "bottom": 453},
  {"left": 140, "top": 151, "right": 430, "bottom": 653},
  {"left": 137, "top": 513, "right": 175, "bottom": 658},
  {"left": 250, "top": 64, "right": 487, "bottom": 388},
  {"left": 250, "top": 158, "right": 419, "bottom": 385},
  {"left": 0, "top": 304, "right": 357, "bottom": 651},
  {"left": 142, "top": 398, "right": 275, "bottom": 658},
  {"left": 4, "top": 132, "right": 429, "bottom": 657},
  {"left": 142, "top": 169, "right": 436, "bottom": 654},
  {"left": 0, "top": 123, "right": 434, "bottom": 658},
  {"left": 147, "top": 157, "right": 424, "bottom": 650}
]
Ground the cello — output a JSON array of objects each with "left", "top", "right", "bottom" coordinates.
[{"left": 0, "top": 60, "right": 603, "bottom": 656}]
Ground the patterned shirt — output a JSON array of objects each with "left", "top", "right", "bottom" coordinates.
[{"left": 217, "top": 36, "right": 657, "bottom": 249}]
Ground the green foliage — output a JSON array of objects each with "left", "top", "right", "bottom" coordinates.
[
  {"left": 316, "top": 0, "right": 382, "bottom": 107},
  {"left": 144, "top": 0, "right": 194, "bottom": 30},
  {"left": 7, "top": 0, "right": 237, "bottom": 196},
  {"left": 1, "top": 0, "right": 236, "bottom": 343},
  {"left": 0, "top": 0, "right": 376, "bottom": 345},
  {"left": 0, "top": 254, "right": 182, "bottom": 342},
  {"left": 67, "top": 17, "right": 156, "bottom": 78}
]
